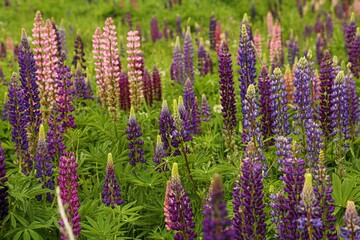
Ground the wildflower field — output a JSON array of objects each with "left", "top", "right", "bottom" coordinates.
[{"left": 0, "top": 0, "right": 360, "bottom": 239}]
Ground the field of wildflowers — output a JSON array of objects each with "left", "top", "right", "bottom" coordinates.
[{"left": 0, "top": 0, "right": 360, "bottom": 239}]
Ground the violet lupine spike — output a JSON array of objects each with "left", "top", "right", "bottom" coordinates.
[
  {"left": 313, "top": 150, "right": 337, "bottom": 239},
  {"left": 305, "top": 50, "right": 320, "bottom": 116},
  {"left": 158, "top": 100, "right": 179, "bottom": 156},
  {"left": 8, "top": 72, "right": 31, "bottom": 174},
  {"left": 201, "top": 94, "right": 211, "bottom": 122},
  {"left": 46, "top": 110, "right": 65, "bottom": 162},
  {"left": 238, "top": 24, "right": 256, "bottom": 107},
  {"left": 153, "top": 135, "right": 169, "bottom": 172},
  {"left": 127, "top": 30, "right": 144, "bottom": 111},
  {"left": 197, "top": 39, "right": 207, "bottom": 77},
  {"left": 340, "top": 201, "right": 360, "bottom": 240},
  {"left": 183, "top": 78, "right": 201, "bottom": 135},
  {"left": 72, "top": 32, "right": 86, "bottom": 71},
  {"left": 326, "top": 13, "right": 333, "bottom": 40},
  {"left": 258, "top": 65, "right": 273, "bottom": 145},
  {"left": 241, "top": 14, "right": 253, "bottom": 41},
  {"left": 205, "top": 53, "right": 213, "bottom": 75},
  {"left": 345, "top": 13, "right": 357, "bottom": 58},
  {"left": 269, "top": 68, "right": 291, "bottom": 137},
  {"left": 176, "top": 97, "right": 193, "bottom": 143},
  {"left": 126, "top": 107, "right": 145, "bottom": 166},
  {"left": 74, "top": 64, "right": 88, "bottom": 100},
  {"left": 102, "top": 153, "right": 124, "bottom": 208},
  {"left": 0, "top": 141, "right": 8, "bottom": 223},
  {"left": 119, "top": 71, "right": 131, "bottom": 111},
  {"left": 58, "top": 151, "right": 81, "bottom": 240},
  {"left": 314, "top": 15, "right": 325, "bottom": 34},
  {"left": 103, "top": 18, "right": 121, "bottom": 119},
  {"left": 315, "top": 33, "right": 326, "bottom": 65},
  {"left": 152, "top": 66, "right": 162, "bottom": 101},
  {"left": 305, "top": 119, "right": 323, "bottom": 169},
  {"left": 35, "top": 125, "right": 54, "bottom": 202},
  {"left": 150, "top": 17, "right": 161, "bottom": 43},
  {"left": 319, "top": 50, "right": 335, "bottom": 143},
  {"left": 345, "top": 65, "right": 360, "bottom": 141},
  {"left": 209, "top": 13, "right": 216, "bottom": 51},
  {"left": 18, "top": 29, "right": 42, "bottom": 155},
  {"left": 274, "top": 135, "right": 293, "bottom": 167},
  {"left": 176, "top": 15, "right": 182, "bottom": 38},
  {"left": 184, "top": 26, "right": 195, "bottom": 84},
  {"left": 287, "top": 32, "right": 299, "bottom": 67},
  {"left": 163, "top": 19, "right": 169, "bottom": 41},
  {"left": 164, "top": 163, "right": 197, "bottom": 240},
  {"left": 171, "top": 36, "right": 184, "bottom": 83},
  {"left": 203, "top": 174, "right": 234, "bottom": 240},
  {"left": 254, "top": 29, "right": 262, "bottom": 58},
  {"left": 232, "top": 142, "right": 266, "bottom": 239},
  {"left": 349, "top": 28, "right": 360, "bottom": 78},
  {"left": 143, "top": 69, "right": 153, "bottom": 107},
  {"left": 92, "top": 27, "right": 107, "bottom": 107}
]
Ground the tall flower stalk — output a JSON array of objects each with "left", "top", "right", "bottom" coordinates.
[
  {"left": 183, "top": 78, "right": 201, "bottom": 135},
  {"left": 184, "top": 26, "right": 194, "bottom": 84},
  {"left": 126, "top": 107, "right": 145, "bottom": 166},
  {"left": 170, "top": 36, "right": 184, "bottom": 83}
]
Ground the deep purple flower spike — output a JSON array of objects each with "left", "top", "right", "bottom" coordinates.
[
  {"left": 184, "top": 26, "right": 195, "bottom": 84},
  {"left": 183, "top": 78, "right": 201, "bottom": 135},
  {"left": 126, "top": 107, "right": 145, "bottom": 166},
  {"left": 201, "top": 94, "right": 211, "bottom": 121},
  {"left": 152, "top": 66, "right": 162, "bottom": 101}
]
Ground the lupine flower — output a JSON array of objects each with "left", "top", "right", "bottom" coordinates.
[
  {"left": 233, "top": 142, "right": 266, "bottom": 239},
  {"left": 284, "top": 64, "right": 294, "bottom": 103},
  {"left": 314, "top": 15, "right": 325, "bottom": 34},
  {"left": 345, "top": 65, "right": 360, "bottom": 141},
  {"left": 274, "top": 135, "right": 293, "bottom": 167},
  {"left": 158, "top": 100, "right": 179, "bottom": 156},
  {"left": 340, "top": 201, "right": 360, "bottom": 240},
  {"left": 126, "top": 107, "right": 145, "bottom": 166},
  {"left": 150, "top": 17, "right": 161, "bottom": 43},
  {"left": 102, "top": 153, "right": 124, "bottom": 208},
  {"left": 267, "top": 12, "right": 273, "bottom": 36},
  {"left": 0, "top": 42, "right": 6, "bottom": 59},
  {"left": 305, "top": 119, "right": 323, "bottom": 168},
  {"left": 183, "top": 78, "right": 201, "bottom": 135},
  {"left": 58, "top": 152, "right": 81, "bottom": 240},
  {"left": 0, "top": 141, "right": 8, "bottom": 223},
  {"left": 201, "top": 94, "right": 211, "bottom": 121},
  {"left": 153, "top": 135, "right": 169, "bottom": 171},
  {"left": 164, "top": 163, "right": 197, "bottom": 240},
  {"left": 8, "top": 72, "right": 31, "bottom": 174},
  {"left": 313, "top": 150, "right": 337, "bottom": 239},
  {"left": 326, "top": 13, "right": 333, "bottom": 40},
  {"left": 171, "top": 36, "right": 184, "bottom": 83},
  {"left": 287, "top": 32, "right": 299, "bottom": 67},
  {"left": 241, "top": 14, "right": 253, "bottom": 41},
  {"left": 198, "top": 39, "right": 207, "bottom": 77},
  {"left": 119, "top": 71, "right": 131, "bottom": 111},
  {"left": 316, "top": 33, "right": 326, "bottom": 65},
  {"left": 349, "top": 28, "right": 360, "bottom": 78},
  {"left": 152, "top": 66, "right": 162, "bottom": 101},
  {"left": 345, "top": 13, "right": 357, "bottom": 58},
  {"left": 46, "top": 109, "right": 66, "bottom": 162},
  {"left": 205, "top": 52, "right": 213, "bottom": 75},
  {"left": 163, "top": 19, "right": 169, "bottom": 41},
  {"left": 93, "top": 27, "right": 107, "bottom": 106},
  {"left": 319, "top": 50, "right": 335, "bottom": 142},
  {"left": 238, "top": 24, "right": 256, "bottom": 106},
  {"left": 143, "top": 69, "right": 153, "bottom": 107},
  {"left": 53, "top": 21, "right": 67, "bottom": 58},
  {"left": 209, "top": 13, "right": 216, "bottom": 51},
  {"left": 215, "top": 22, "right": 222, "bottom": 53},
  {"left": 270, "top": 68, "right": 291, "bottom": 136},
  {"left": 269, "top": 20, "right": 283, "bottom": 68},
  {"left": 184, "top": 26, "right": 195, "bottom": 84},
  {"left": 2, "top": 93, "right": 9, "bottom": 121},
  {"left": 176, "top": 15, "right": 182, "bottom": 38},
  {"left": 74, "top": 64, "right": 91, "bottom": 100},
  {"left": 254, "top": 29, "right": 262, "bottom": 58},
  {"left": 35, "top": 125, "right": 54, "bottom": 202},
  {"left": 176, "top": 97, "right": 193, "bottom": 143},
  {"left": 72, "top": 32, "right": 86, "bottom": 71},
  {"left": 203, "top": 174, "right": 234, "bottom": 240},
  {"left": 258, "top": 65, "right": 273, "bottom": 144},
  {"left": 164, "top": 181, "right": 172, "bottom": 229}
]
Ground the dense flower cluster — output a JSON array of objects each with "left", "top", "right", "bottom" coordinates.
[
  {"left": 126, "top": 107, "right": 145, "bottom": 166},
  {"left": 183, "top": 78, "right": 201, "bottom": 135}
]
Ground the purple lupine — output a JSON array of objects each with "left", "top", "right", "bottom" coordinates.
[
  {"left": 46, "top": 110, "right": 66, "bottom": 162},
  {"left": 58, "top": 151, "right": 81, "bottom": 240},
  {"left": 314, "top": 15, "right": 325, "bottom": 34},
  {"left": 184, "top": 26, "right": 194, "bottom": 84},
  {"left": 198, "top": 39, "right": 207, "bottom": 77},
  {"left": 0, "top": 141, "right": 8, "bottom": 223},
  {"left": 326, "top": 13, "right": 333, "bottom": 40},
  {"left": 269, "top": 68, "right": 291, "bottom": 136},
  {"left": 287, "top": 32, "right": 299, "bottom": 67},
  {"left": 171, "top": 37, "right": 184, "bottom": 83},
  {"left": 102, "top": 153, "right": 124, "bottom": 208},
  {"left": 313, "top": 150, "right": 337, "bottom": 239},
  {"left": 205, "top": 53, "right": 213, "bottom": 75},
  {"left": 238, "top": 24, "right": 256, "bottom": 107},
  {"left": 8, "top": 72, "right": 31, "bottom": 174},
  {"left": 35, "top": 125, "right": 54, "bottom": 202},
  {"left": 126, "top": 107, "right": 145, "bottom": 166},
  {"left": 183, "top": 78, "right": 201, "bottom": 135},
  {"left": 152, "top": 66, "right": 162, "bottom": 101},
  {"left": 158, "top": 100, "right": 179, "bottom": 156},
  {"left": 176, "top": 15, "right": 182, "bottom": 38},
  {"left": 143, "top": 69, "right": 153, "bottom": 107},
  {"left": 315, "top": 33, "right": 326, "bottom": 65},
  {"left": 258, "top": 65, "right": 273, "bottom": 144},
  {"left": 150, "top": 17, "right": 161, "bottom": 43},
  {"left": 296, "top": 173, "right": 322, "bottom": 238},
  {"left": 340, "top": 201, "right": 360, "bottom": 240},
  {"left": 153, "top": 135, "right": 169, "bottom": 171},
  {"left": 349, "top": 28, "right": 360, "bottom": 78},
  {"left": 345, "top": 66, "right": 360, "bottom": 141},
  {"left": 164, "top": 163, "right": 197, "bottom": 240},
  {"left": 18, "top": 29, "right": 42, "bottom": 155},
  {"left": 305, "top": 119, "right": 323, "bottom": 168},
  {"left": 74, "top": 64, "right": 87, "bottom": 99},
  {"left": 119, "top": 71, "right": 131, "bottom": 111},
  {"left": 345, "top": 13, "right": 357, "bottom": 58},
  {"left": 203, "top": 174, "right": 234, "bottom": 240},
  {"left": 209, "top": 13, "right": 216, "bottom": 51},
  {"left": 201, "top": 94, "right": 211, "bottom": 121},
  {"left": 233, "top": 142, "right": 266, "bottom": 239},
  {"left": 163, "top": 19, "right": 169, "bottom": 41},
  {"left": 319, "top": 50, "right": 335, "bottom": 142},
  {"left": 274, "top": 135, "right": 293, "bottom": 167},
  {"left": 72, "top": 33, "right": 86, "bottom": 71},
  {"left": 174, "top": 97, "right": 193, "bottom": 143},
  {"left": 241, "top": 13, "right": 253, "bottom": 41}
]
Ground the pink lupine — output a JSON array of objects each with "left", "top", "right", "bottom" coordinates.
[
  {"left": 269, "top": 20, "right": 283, "bottom": 68},
  {"left": 215, "top": 22, "right": 222, "bottom": 53},
  {"left": 254, "top": 29, "right": 262, "bottom": 58},
  {"left": 284, "top": 64, "right": 294, "bottom": 104},
  {"left": 267, "top": 12, "right": 273, "bottom": 36},
  {"left": 102, "top": 17, "right": 121, "bottom": 120},
  {"left": 127, "top": 30, "right": 144, "bottom": 110}
]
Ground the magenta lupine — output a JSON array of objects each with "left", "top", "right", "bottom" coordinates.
[
  {"left": 209, "top": 13, "right": 216, "bottom": 51},
  {"left": 201, "top": 94, "right": 211, "bottom": 121},
  {"left": 58, "top": 152, "right": 81, "bottom": 240},
  {"left": 258, "top": 65, "right": 273, "bottom": 144},
  {"left": 203, "top": 174, "right": 234, "bottom": 240},
  {"left": 127, "top": 30, "right": 144, "bottom": 110},
  {"left": 198, "top": 39, "right": 207, "bottom": 77},
  {"left": 345, "top": 13, "right": 357, "bottom": 58},
  {"left": 340, "top": 201, "right": 360, "bottom": 240},
  {"left": 8, "top": 72, "right": 31, "bottom": 174},
  {"left": 183, "top": 78, "right": 201, "bottom": 135},
  {"left": 126, "top": 107, "right": 145, "bottom": 166},
  {"left": 345, "top": 66, "right": 360, "bottom": 141},
  {"left": 232, "top": 142, "right": 266, "bottom": 239},
  {"left": 35, "top": 125, "right": 54, "bottom": 202},
  {"left": 349, "top": 28, "right": 360, "bottom": 78},
  {"left": 164, "top": 163, "right": 197, "bottom": 240},
  {"left": 119, "top": 71, "right": 131, "bottom": 111},
  {"left": 143, "top": 69, "right": 153, "bottom": 106},
  {"left": 171, "top": 37, "right": 184, "bottom": 83},
  {"left": 184, "top": 26, "right": 195, "bottom": 84},
  {"left": 72, "top": 32, "right": 86, "bottom": 71},
  {"left": 153, "top": 135, "right": 169, "bottom": 172},
  {"left": 150, "top": 17, "right": 161, "bottom": 43},
  {"left": 0, "top": 141, "right": 8, "bottom": 223},
  {"left": 238, "top": 24, "right": 256, "bottom": 106},
  {"left": 93, "top": 27, "right": 107, "bottom": 106},
  {"left": 152, "top": 66, "right": 162, "bottom": 101},
  {"left": 102, "top": 153, "right": 124, "bottom": 208}
]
